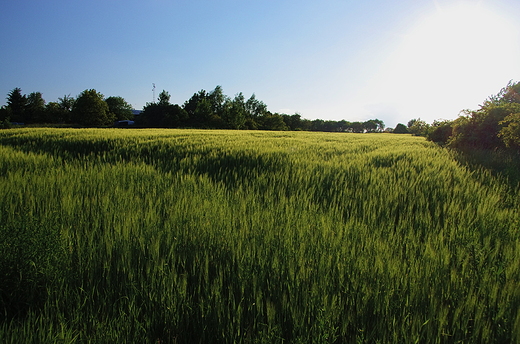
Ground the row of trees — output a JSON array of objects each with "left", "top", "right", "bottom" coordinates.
[
  {"left": 0, "top": 88, "right": 134, "bottom": 126},
  {"left": 139, "top": 86, "right": 386, "bottom": 132},
  {"left": 397, "top": 81, "right": 520, "bottom": 151},
  {"left": 1, "top": 86, "right": 387, "bottom": 132},
  {"left": 8, "top": 81, "right": 517, "bottom": 146}
]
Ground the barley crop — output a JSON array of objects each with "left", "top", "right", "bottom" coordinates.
[{"left": 0, "top": 128, "right": 518, "bottom": 343}]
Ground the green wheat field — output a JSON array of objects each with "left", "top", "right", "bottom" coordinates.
[{"left": 0, "top": 128, "right": 519, "bottom": 343}]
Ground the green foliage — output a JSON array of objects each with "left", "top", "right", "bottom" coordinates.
[
  {"left": 364, "top": 119, "right": 384, "bottom": 132},
  {"left": 349, "top": 121, "right": 365, "bottom": 133},
  {"left": 245, "top": 93, "right": 268, "bottom": 119},
  {"left": 221, "top": 92, "right": 247, "bottom": 129},
  {"left": 393, "top": 123, "right": 409, "bottom": 133},
  {"left": 407, "top": 118, "right": 430, "bottom": 136},
  {"left": 141, "top": 90, "right": 188, "bottom": 127},
  {"left": 44, "top": 102, "right": 67, "bottom": 123},
  {"left": 182, "top": 87, "right": 228, "bottom": 128},
  {"left": 52, "top": 94, "right": 75, "bottom": 123},
  {"left": 0, "top": 117, "right": 11, "bottom": 129},
  {"left": 443, "top": 81, "right": 520, "bottom": 150},
  {"left": 362, "top": 119, "right": 377, "bottom": 132},
  {"left": 0, "top": 106, "right": 11, "bottom": 128},
  {"left": 25, "top": 92, "right": 46, "bottom": 123},
  {"left": 0, "top": 106, "right": 10, "bottom": 122},
  {"left": 105, "top": 96, "right": 133, "bottom": 121},
  {"left": 257, "top": 112, "right": 288, "bottom": 130},
  {"left": 183, "top": 89, "right": 210, "bottom": 127},
  {"left": 304, "top": 119, "right": 385, "bottom": 133},
  {"left": 158, "top": 89, "right": 171, "bottom": 105},
  {"left": 499, "top": 112, "right": 520, "bottom": 148},
  {"left": 427, "top": 120, "right": 453, "bottom": 144},
  {"left": 0, "top": 129, "right": 519, "bottom": 343},
  {"left": 6, "top": 88, "right": 27, "bottom": 123},
  {"left": 208, "top": 85, "right": 227, "bottom": 115},
  {"left": 451, "top": 104, "right": 520, "bottom": 149},
  {"left": 58, "top": 94, "right": 75, "bottom": 112},
  {"left": 282, "top": 113, "right": 307, "bottom": 131},
  {"left": 183, "top": 87, "right": 265, "bottom": 129},
  {"left": 71, "top": 89, "right": 113, "bottom": 126},
  {"left": 485, "top": 79, "right": 520, "bottom": 105},
  {"left": 2, "top": 86, "right": 388, "bottom": 132}
]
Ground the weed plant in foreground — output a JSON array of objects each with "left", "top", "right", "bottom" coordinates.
[{"left": 0, "top": 128, "right": 519, "bottom": 343}]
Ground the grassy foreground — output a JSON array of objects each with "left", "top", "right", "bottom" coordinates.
[{"left": 0, "top": 128, "right": 519, "bottom": 343}]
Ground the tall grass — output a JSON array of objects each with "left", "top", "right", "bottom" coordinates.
[{"left": 0, "top": 128, "right": 519, "bottom": 343}]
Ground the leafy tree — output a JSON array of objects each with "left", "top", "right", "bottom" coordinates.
[
  {"left": 58, "top": 94, "right": 75, "bottom": 111},
  {"left": 245, "top": 94, "right": 267, "bottom": 119},
  {"left": 349, "top": 121, "right": 364, "bottom": 133},
  {"left": 300, "top": 118, "right": 312, "bottom": 131},
  {"left": 326, "top": 120, "right": 344, "bottom": 132},
  {"left": 71, "top": 89, "right": 112, "bottom": 126},
  {"left": 141, "top": 90, "right": 188, "bottom": 127},
  {"left": 258, "top": 113, "right": 287, "bottom": 130},
  {"left": 222, "top": 93, "right": 246, "bottom": 129},
  {"left": 25, "top": 92, "right": 46, "bottom": 123},
  {"left": 105, "top": 96, "right": 133, "bottom": 121},
  {"left": 208, "top": 86, "right": 227, "bottom": 115},
  {"left": 336, "top": 120, "right": 350, "bottom": 132},
  {"left": 183, "top": 86, "right": 229, "bottom": 128},
  {"left": 373, "top": 119, "right": 385, "bottom": 132},
  {"left": 55, "top": 94, "right": 75, "bottom": 123},
  {"left": 485, "top": 80, "right": 520, "bottom": 105},
  {"left": 407, "top": 118, "right": 429, "bottom": 136},
  {"left": 6, "top": 88, "right": 27, "bottom": 123},
  {"left": 183, "top": 86, "right": 227, "bottom": 128},
  {"left": 0, "top": 118, "right": 11, "bottom": 129},
  {"left": 310, "top": 119, "right": 325, "bottom": 131},
  {"left": 446, "top": 81, "right": 520, "bottom": 149},
  {"left": 140, "top": 103, "right": 162, "bottom": 127},
  {"left": 243, "top": 117, "right": 259, "bottom": 130},
  {"left": 393, "top": 123, "right": 409, "bottom": 133},
  {"left": 320, "top": 120, "right": 335, "bottom": 132},
  {"left": 282, "top": 113, "right": 304, "bottom": 131},
  {"left": 500, "top": 81, "right": 520, "bottom": 104},
  {"left": 0, "top": 106, "right": 11, "bottom": 128},
  {"left": 363, "top": 120, "right": 378, "bottom": 133},
  {"left": 184, "top": 90, "right": 210, "bottom": 127},
  {"left": 0, "top": 106, "right": 11, "bottom": 122},
  {"left": 427, "top": 120, "right": 453, "bottom": 144},
  {"left": 449, "top": 103, "right": 520, "bottom": 149},
  {"left": 197, "top": 98, "right": 224, "bottom": 128},
  {"left": 158, "top": 90, "right": 171, "bottom": 105},
  {"left": 499, "top": 112, "right": 520, "bottom": 148},
  {"left": 164, "top": 104, "right": 188, "bottom": 127},
  {"left": 44, "top": 102, "right": 66, "bottom": 123}
]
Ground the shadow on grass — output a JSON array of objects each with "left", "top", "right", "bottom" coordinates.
[{"left": 452, "top": 148, "right": 520, "bottom": 192}]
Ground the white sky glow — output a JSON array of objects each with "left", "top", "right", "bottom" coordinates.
[{"left": 350, "top": 2, "right": 520, "bottom": 127}]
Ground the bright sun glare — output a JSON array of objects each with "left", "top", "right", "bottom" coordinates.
[{"left": 360, "top": 2, "right": 520, "bottom": 125}]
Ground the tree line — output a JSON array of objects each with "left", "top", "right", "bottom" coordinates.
[
  {"left": 391, "top": 81, "right": 520, "bottom": 152},
  {"left": 0, "top": 88, "right": 134, "bottom": 127},
  {"left": 139, "top": 86, "right": 385, "bottom": 132},
  {"left": 0, "top": 86, "right": 386, "bottom": 132},
  {"left": 3, "top": 82, "right": 519, "bottom": 147}
]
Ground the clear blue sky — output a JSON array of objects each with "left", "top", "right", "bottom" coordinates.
[{"left": 1, "top": 0, "right": 520, "bottom": 128}]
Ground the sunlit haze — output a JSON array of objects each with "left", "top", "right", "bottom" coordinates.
[
  {"left": 1, "top": 0, "right": 519, "bottom": 128},
  {"left": 350, "top": 1, "right": 520, "bottom": 126}
]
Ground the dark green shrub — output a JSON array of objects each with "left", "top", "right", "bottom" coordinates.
[
  {"left": 393, "top": 123, "right": 409, "bottom": 133},
  {"left": 427, "top": 120, "right": 453, "bottom": 144}
]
